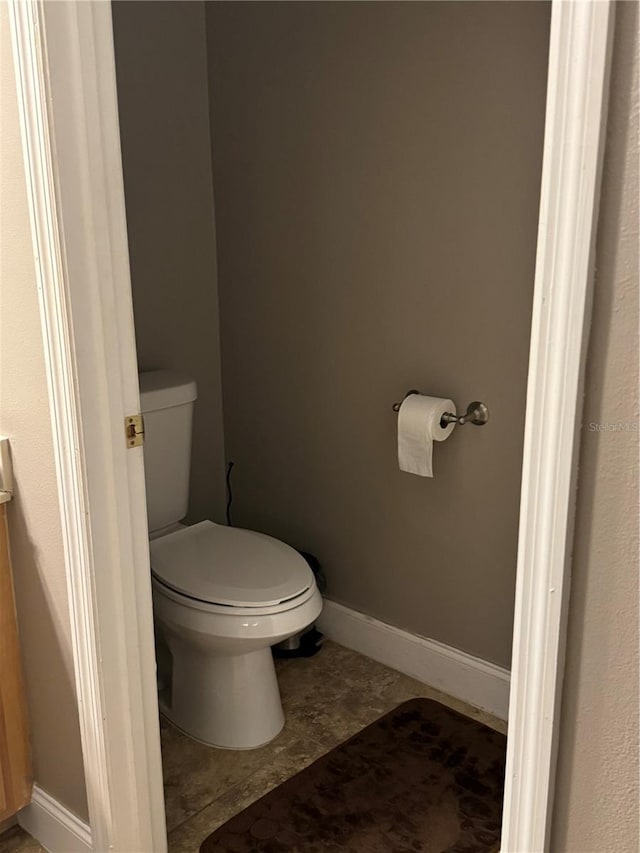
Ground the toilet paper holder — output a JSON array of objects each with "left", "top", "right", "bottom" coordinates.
[{"left": 392, "top": 391, "right": 490, "bottom": 427}]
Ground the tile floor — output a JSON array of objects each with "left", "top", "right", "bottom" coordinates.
[
  {"left": 0, "top": 826, "right": 42, "bottom": 853},
  {"left": 166, "top": 641, "right": 506, "bottom": 852},
  {"left": 0, "top": 641, "right": 506, "bottom": 853}
]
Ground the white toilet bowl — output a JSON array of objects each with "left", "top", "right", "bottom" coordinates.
[{"left": 150, "top": 520, "right": 323, "bottom": 749}]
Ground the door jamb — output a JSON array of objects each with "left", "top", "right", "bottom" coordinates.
[
  {"left": 501, "top": 1, "right": 614, "bottom": 849},
  {"left": 8, "top": 1, "right": 614, "bottom": 850},
  {"left": 9, "top": 2, "right": 167, "bottom": 850}
]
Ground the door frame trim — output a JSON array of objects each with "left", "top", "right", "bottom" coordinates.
[
  {"left": 8, "top": 1, "right": 613, "bottom": 850},
  {"left": 8, "top": 2, "right": 167, "bottom": 850},
  {"left": 502, "top": 2, "right": 613, "bottom": 848}
]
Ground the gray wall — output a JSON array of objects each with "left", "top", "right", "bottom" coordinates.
[
  {"left": 207, "top": 1, "right": 550, "bottom": 667},
  {"left": 551, "top": 3, "right": 639, "bottom": 849},
  {"left": 112, "top": 0, "right": 227, "bottom": 525},
  {"left": 0, "top": 4, "right": 88, "bottom": 821}
]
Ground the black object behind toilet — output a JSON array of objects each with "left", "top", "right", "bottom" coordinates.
[{"left": 273, "top": 550, "right": 325, "bottom": 659}]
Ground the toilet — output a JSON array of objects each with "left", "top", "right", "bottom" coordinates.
[{"left": 139, "top": 370, "right": 322, "bottom": 749}]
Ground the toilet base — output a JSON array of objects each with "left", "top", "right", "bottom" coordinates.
[{"left": 163, "top": 640, "right": 285, "bottom": 749}]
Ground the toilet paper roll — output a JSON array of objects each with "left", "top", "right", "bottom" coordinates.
[{"left": 397, "top": 394, "right": 456, "bottom": 478}]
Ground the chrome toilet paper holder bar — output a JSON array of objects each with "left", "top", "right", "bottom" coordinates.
[{"left": 392, "top": 391, "right": 490, "bottom": 427}]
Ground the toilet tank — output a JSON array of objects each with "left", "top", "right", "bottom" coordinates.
[{"left": 138, "top": 371, "right": 197, "bottom": 534}]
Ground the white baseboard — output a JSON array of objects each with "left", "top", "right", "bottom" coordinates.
[
  {"left": 18, "top": 785, "right": 92, "bottom": 853},
  {"left": 317, "top": 599, "right": 510, "bottom": 720}
]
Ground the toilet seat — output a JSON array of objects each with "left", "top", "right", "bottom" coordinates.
[
  {"left": 150, "top": 520, "right": 313, "bottom": 609},
  {"left": 151, "top": 574, "right": 319, "bottom": 617}
]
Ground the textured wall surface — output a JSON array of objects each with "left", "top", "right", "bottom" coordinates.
[
  {"left": 0, "top": 5, "right": 88, "bottom": 821},
  {"left": 551, "top": 3, "right": 639, "bottom": 850},
  {"left": 112, "top": 0, "right": 227, "bottom": 525},
  {"left": 207, "top": 1, "right": 550, "bottom": 666}
]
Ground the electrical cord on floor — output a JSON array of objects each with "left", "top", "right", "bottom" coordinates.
[{"left": 225, "top": 461, "right": 235, "bottom": 526}]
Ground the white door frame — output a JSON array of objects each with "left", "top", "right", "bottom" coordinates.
[{"left": 9, "top": 1, "right": 613, "bottom": 851}]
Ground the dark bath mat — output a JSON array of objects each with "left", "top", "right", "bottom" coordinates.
[{"left": 200, "top": 698, "right": 506, "bottom": 853}]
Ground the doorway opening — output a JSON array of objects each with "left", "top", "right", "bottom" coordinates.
[{"left": 112, "top": 1, "right": 544, "bottom": 848}]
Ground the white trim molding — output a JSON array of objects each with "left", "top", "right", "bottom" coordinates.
[
  {"left": 501, "top": 2, "right": 614, "bottom": 852},
  {"left": 9, "top": 2, "right": 167, "bottom": 850},
  {"left": 18, "top": 786, "right": 92, "bottom": 853},
  {"left": 318, "top": 600, "right": 510, "bottom": 720}
]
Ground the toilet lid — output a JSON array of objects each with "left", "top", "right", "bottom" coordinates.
[{"left": 149, "top": 521, "right": 313, "bottom": 607}]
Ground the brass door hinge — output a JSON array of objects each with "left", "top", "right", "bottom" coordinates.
[{"left": 125, "top": 414, "right": 145, "bottom": 448}]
